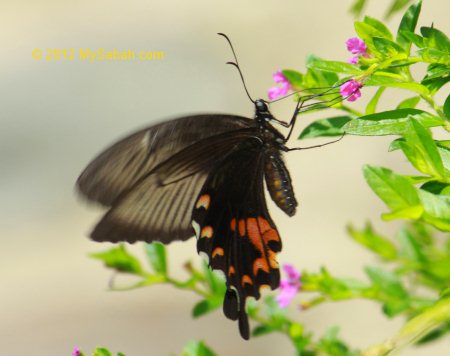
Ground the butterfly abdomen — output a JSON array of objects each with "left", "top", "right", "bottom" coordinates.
[{"left": 264, "top": 152, "right": 297, "bottom": 217}]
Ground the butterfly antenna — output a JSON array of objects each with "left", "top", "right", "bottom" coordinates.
[{"left": 218, "top": 33, "right": 255, "bottom": 103}]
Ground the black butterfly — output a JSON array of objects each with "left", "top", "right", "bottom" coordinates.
[{"left": 77, "top": 34, "right": 344, "bottom": 339}]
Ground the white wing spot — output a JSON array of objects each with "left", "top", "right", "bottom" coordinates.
[{"left": 192, "top": 220, "right": 200, "bottom": 239}]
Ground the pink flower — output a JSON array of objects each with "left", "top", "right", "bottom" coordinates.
[
  {"left": 340, "top": 79, "right": 363, "bottom": 102},
  {"left": 276, "top": 264, "right": 301, "bottom": 308},
  {"left": 268, "top": 70, "right": 291, "bottom": 100},
  {"left": 72, "top": 347, "right": 81, "bottom": 356},
  {"left": 346, "top": 37, "right": 369, "bottom": 64},
  {"left": 346, "top": 37, "right": 367, "bottom": 55},
  {"left": 347, "top": 56, "right": 359, "bottom": 64}
]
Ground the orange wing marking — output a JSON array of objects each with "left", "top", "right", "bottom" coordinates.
[
  {"left": 195, "top": 194, "right": 211, "bottom": 210},
  {"left": 212, "top": 247, "right": 224, "bottom": 258},
  {"left": 245, "top": 217, "right": 280, "bottom": 275},
  {"left": 241, "top": 275, "right": 253, "bottom": 286},
  {"left": 201, "top": 226, "right": 213, "bottom": 239}
]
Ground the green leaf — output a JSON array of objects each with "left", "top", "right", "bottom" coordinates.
[
  {"left": 365, "top": 75, "right": 430, "bottom": 95},
  {"left": 422, "top": 64, "right": 450, "bottom": 82},
  {"left": 421, "top": 181, "right": 450, "bottom": 195},
  {"left": 363, "top": 16, "right": 393, "bottom": 40},
  {"left": 420, "top": 27, "right": 450, "bottom": 52},
  {"left": 396, "top": 0, "right": 422, "bottom": 52},
  {"left": 366, "top": 87, "right": 385, "bottom": 115},
  {"left": 397, "top": 227, "right": 427, "bottom": 264},
  {"left": 365, "top": 266, "right": 408, "bottom": 298},
  {"left": 373, "top": 37, "right": 406, "bottom": 57},
  {"left": 343, "top": 109, "right": 443, "bottom": 136},
  {"left": 363, "top": 165, "right": 421, "bottom": 212},
  {"left": 401, "top": 119, "right": 445, "bottom": 178},
  {"left": 182, "top": 340, "right": 216, "bottom": 356},
  {"left": 444, "top": 94, "right": 450, "bottom": 120},
  {"left": 396, "top": 96, "right": 420, "bottom": 109},
  {"left": 400, "top": 31, "right": 425, "bottom": 48},
  {"left": 90, "top": 245, "right": 144, "bottom": 275},
  {"left": 299, "top": 116, "right": 352, "bottom": 139},
  {"left": 252, "top": 325, "right": 275, "bottom": 337},
  {"left": 145, "top": 242, "right": 167, "bottom": 275},
  {"left": 192, "top": 299, "right": 218, "bottom": 318},
  {"left": 303, "top": 68, "right": 339, "bottom": 89},
  {"left": 385, "top": 0, "right": 413, "bottom": 19},
  {"left": 202, "top": 263, "right": 226, "bottom": 296},
  {"left": 438, "top": 145, "right": 450, "bottom": 171},
  {"left": 417, "top": 48, "right": 450, "bottom": 65},
  {"left": 354, "top": 22, "right": 387, "bottom": 55},
  {"left": 349, "top": 0, "right": 366, "bottom": 17},
  {"left": 418, "top": 190, "right": 450, "bottom": 231},
  {"left": 382, "top": 205, "right": 424, "bottom": 221},
  {"left": 282, "top": 69, "right": 304, "bottom": 87},
  {"left": 347, "top": 223, "right": 397, "bottom": 260},
  {"left": 93, "top": 348, "right": 112, "bottom": 356},
  {"left": 306, "top": 55, "right": 362, "bottom": 74}
]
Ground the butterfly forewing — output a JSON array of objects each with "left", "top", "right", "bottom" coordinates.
[
  {"left": 77, "top": 114, "right": 253, "bottom": 206},
  {"left": 89, "top": 125, "right": 259, "bottom": 244}
]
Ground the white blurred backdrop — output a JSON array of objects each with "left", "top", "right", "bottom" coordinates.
[{"left": 1, "top": 0, "right": 449, "bottom": 355}]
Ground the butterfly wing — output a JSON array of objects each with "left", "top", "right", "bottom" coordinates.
[
  {"left": 77, "top": 114, "right": 253, "bottom": 206},
  {"left": 89, "top": 128, "right": 260, "bottom": 244},
  {"left": 192, "top": 140, "right": 282, "bottom": 339}
]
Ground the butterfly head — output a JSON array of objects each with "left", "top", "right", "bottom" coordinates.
[{"left": 255, "top": 99, "right": 269, "bottom": 114}]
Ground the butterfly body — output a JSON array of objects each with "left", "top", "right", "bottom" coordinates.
[{"left": 77, "top": 99, "right": 297, "bottom": 339}]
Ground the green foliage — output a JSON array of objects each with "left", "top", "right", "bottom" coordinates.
[
  {"left": 180, "top": 340, "right": 216, "bottom": 356},
  {"left": 74, "top": 347, "right": 125, "bottom": 356},
  {"left": 90, "top": 244, "right": 144, "bottom": 275},
  {"left": 88, "top": 3, "right": 450, "bottom": 355}
]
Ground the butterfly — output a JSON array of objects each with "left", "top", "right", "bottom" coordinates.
[{"left": 76, "top": 33, "right": 345, "bottom": 340}]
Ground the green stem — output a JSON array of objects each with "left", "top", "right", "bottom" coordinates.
[{"left": 361, "top": 297, "right": 450, "bottom": 355}]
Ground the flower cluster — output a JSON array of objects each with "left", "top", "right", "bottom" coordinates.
[{"left": 276, "top": 264, "right": 301, "bottom": 308}]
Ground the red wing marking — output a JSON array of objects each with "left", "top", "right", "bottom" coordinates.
[
  {"left": 230, "top": 218, "right": 236, "bottom": 231},
  {"left": 238, "top": 219, "right": 246, "bottom": 237}
]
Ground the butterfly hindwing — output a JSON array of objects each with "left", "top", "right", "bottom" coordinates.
[{"left": 192, "top": 140, "right": 282, "bottom": 339}]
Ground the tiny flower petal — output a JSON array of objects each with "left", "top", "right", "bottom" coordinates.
[
  {"left": 276, "top": 264, "right": 301, "bottom": 308},
  {"left": 340, "top": 79, "right": 363, "bottom": 102},
  {"left": 347, "top": 56, "right": 358, "bottom": 64},
  {"left": 268, "top": 70, "right": 292, "bottom": 100},
  {"left": 346, "top": 37, "right": 367, "bottom": 55},
  {"left": 268, "top": 86, "right": 283, "bottom": 100},
  {"left": 273, "top": 70, "right": 287, "bottom": 83},
  {"left": 283, "top": 264, "right": 300, "bottom": 281},
  {"left": 72, "top": 347, "right": 81, "bottom": 356}
]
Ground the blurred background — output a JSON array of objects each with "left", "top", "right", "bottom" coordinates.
[{"left": 1, "top": 0, "right": 449, "bottom": 355}]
